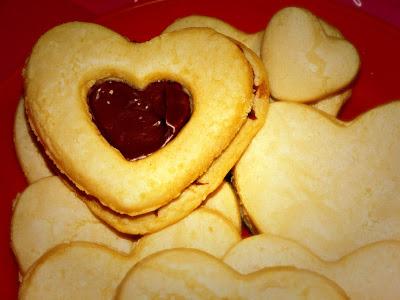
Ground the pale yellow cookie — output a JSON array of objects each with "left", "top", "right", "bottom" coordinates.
[
  {"left": 19, "top": 208, "right": 241, "bottom": 299},
  {"left": 271, "top": 88, "right": 352, "bottom": 117},
  {"left": 14, "top": 98, "right": 53, "bottom": 183},
  {"left": 82, "top": 40, "right": 269, "bottom": 234},
  {"left": 311, "top": 89, "right": 351, "bottom": 116},
  {"left": 11, "top": 176, "right": 136, "bottom": 274},
  {"left": 203, "top": 181, "right": 241, "bottom": 231},
  {"left": 25, "top": 23, "right": 258, "bottom": 216},
  {"left": 224, "top": 234, "right": 400, "bottom": 300},
  {"left": 234, "top": 101, "right": 400, "bottom": 260},
  {"left": 116, "top": 249, "right": 347, "bottom": 299},
  {"left": 163, "top": 15, "right": 263, "bottom": 55},
  {"left": 261, "top": 7, "right": 360, "bottom": 102}
]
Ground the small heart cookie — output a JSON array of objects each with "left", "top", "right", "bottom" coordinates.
[
  {"left": 19, "top": 208, "right": 240, "bottom": 299},
  {"left": 224, "top": 234, "right": 400, "bottom": 300},
  {"left": 25, "top": 22, "right": 265, "bottom": 217},
  {"left": 262, "top": 7, "right": 360, "bottom": 102},
  {"left": 234, "top": 101, "right": 400, "bottom": 260},
  {"left": 116, "top": 249, "right": 347, "bottom": 299}
]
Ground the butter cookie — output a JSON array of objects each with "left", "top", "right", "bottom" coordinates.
[
  {"left": 24, "top": 23, "right": 263, "bottom": 217},
  {"left": 234, "top": 101, "right": 400, "bottom": 260},
  {"left": 262, "top": 7, "right": 360, "bottom": 102}
]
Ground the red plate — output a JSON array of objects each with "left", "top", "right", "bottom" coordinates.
[{"left": 1, "top": 0, "right": 400, "bottom": 297}]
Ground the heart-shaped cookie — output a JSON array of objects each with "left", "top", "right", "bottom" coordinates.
[
  {"left": 115, "top": 249, "right": 347, "bottom": 299},
  {"left": 19, "top": 208, "right": 240, "bottom": 299},
  {"left": 261, "top": 7, "right": 360, "bottom": 102},
  {"left": 224, "top": 234, "right": 400, "bottom": 300},
  {"left": 24, "top": 22, "right": 260, "bottom": 216},
  {"left": 234, "top": 101, "right": 400, "bottom": 260}
]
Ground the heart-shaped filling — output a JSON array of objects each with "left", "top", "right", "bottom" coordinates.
[{"left": 88, "top": 80, "right": 191, "bottom": 160}]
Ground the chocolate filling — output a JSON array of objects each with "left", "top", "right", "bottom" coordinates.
[{"left": 88, "top": 80, "right": 192, "bottom": 160}]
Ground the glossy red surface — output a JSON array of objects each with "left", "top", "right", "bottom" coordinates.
[{"left": 1, "top": 0, "right": 400, "bottom": 298}]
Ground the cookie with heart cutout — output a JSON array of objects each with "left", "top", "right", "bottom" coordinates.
[
  {"left": 81, "top": 38, "right": 268, "bottom": 234},
  {"left": 233, "top": 101, "right": 400, "bottom": 261},
  {"left": 14, "top": 98, "right": 54, "bottom": 183},
  {"left": 11, "top": 176, "right": 241, "bottom": 274},
  {"left": 24, "top": 22, "right": 264, "bottom": 217},
  {"left": 115, "top": 249, "right": 347, "bottom": 299},
  {"left": 224, "top": 234, "right": 400, "bottom": 300},
  {"left": 261, "top": 7, "right": 360, "bottom": 102},
  {"left": 163, "top": 14, "right": 353, "bottom": 116},
  {"left": 19, "top": 208, "right": 241, "bottom": 299}
]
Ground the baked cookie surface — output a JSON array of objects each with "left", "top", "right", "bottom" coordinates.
[
  {"left": 234, "top": 101, "right": 400, "bottom": 260},
  {"left": 262, "top": 7, "right": 360, "bottom": 102},
  {"left": 19, "top": 208, "right": 240, "bottom": 299},
  {"left": 24, "top": 22, "right": 257, "bottom": 216},
  {"left": 224, "top": 235, "right": 400, "bottom": 300}
]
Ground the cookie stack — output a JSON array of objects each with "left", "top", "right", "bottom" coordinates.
[
  {"left": 22, "top": 22, "right": 269, "bottom": 234},
  {"left": 11, "top": 6, "right": 400, "bottom": 300}
]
